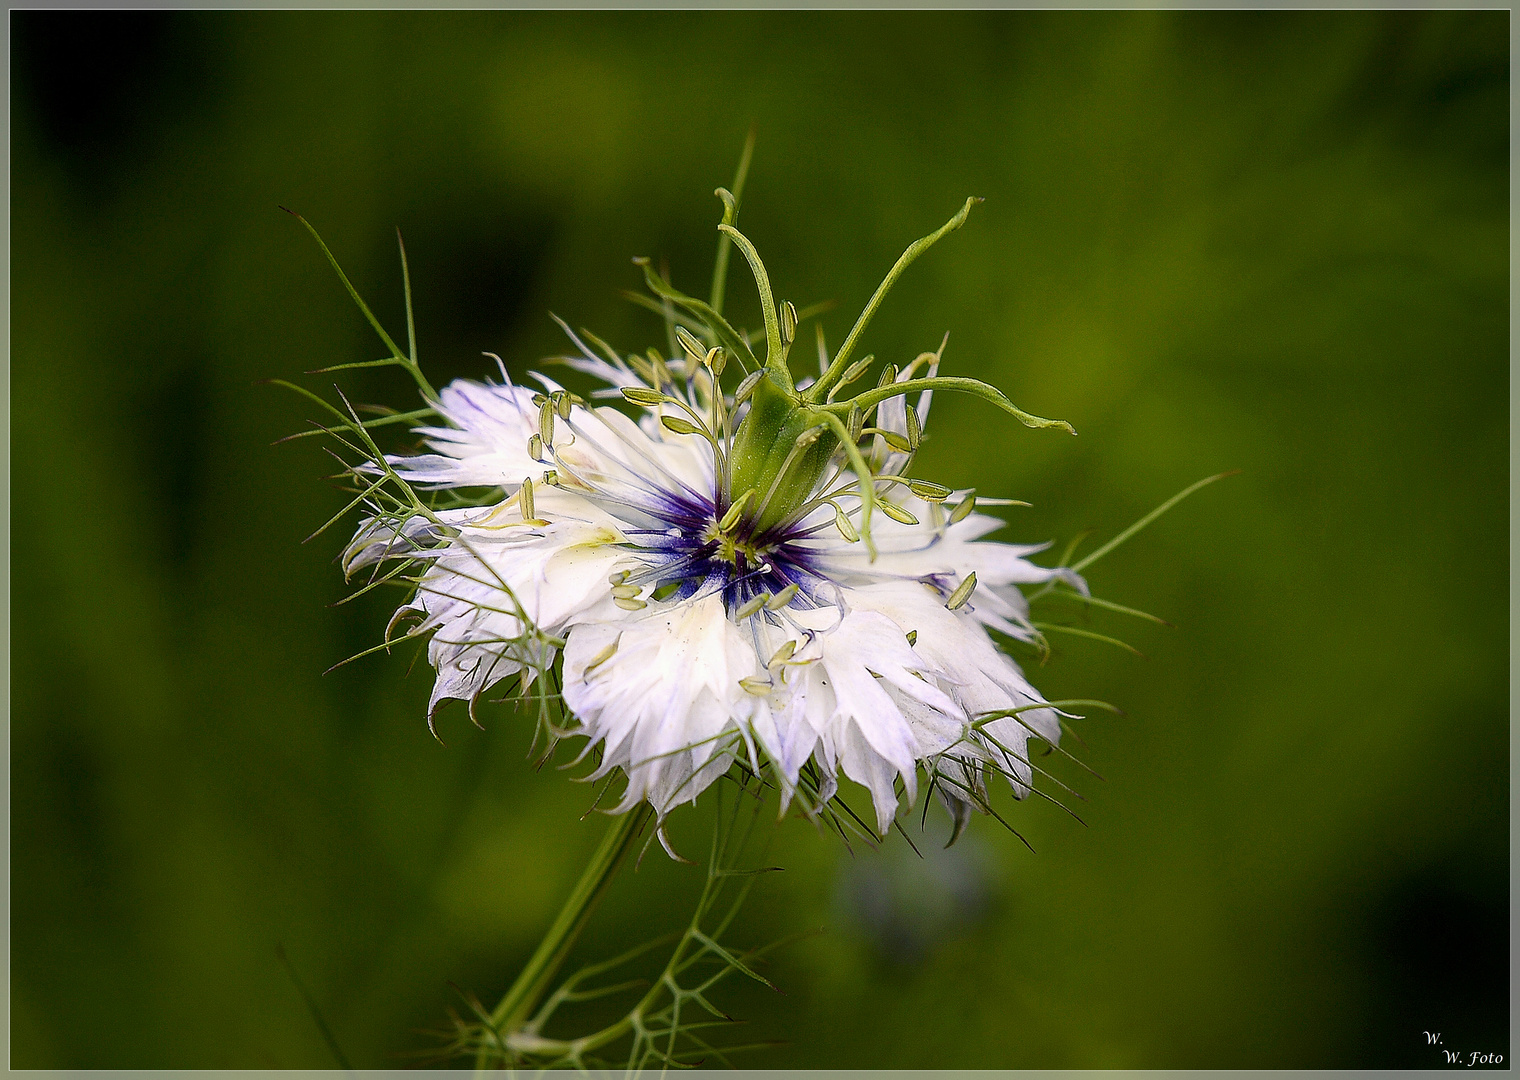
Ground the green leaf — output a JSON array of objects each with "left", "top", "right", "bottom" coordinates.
[
  {"left": 1032, "top": 622, "right": 1145, "bottom": 657},
  {"left": 1071, "top": 471, "right": 1239, "bottom": 573},
  {"left": 283, "top": 209, "right": 438, "bottom": 402},
  {"left": 1038, "top": 588, "right": 1173, "bottom": 626}
]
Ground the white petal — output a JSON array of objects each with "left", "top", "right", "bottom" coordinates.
[
  {"left": 352, "top": 491, "right": 632, "bottom": 717},
  {"left": 563, "top": 594, "right": 760, "bottom": 816},
  {"left": 807, "top": 608, "right": 961, "bottom": 833}
]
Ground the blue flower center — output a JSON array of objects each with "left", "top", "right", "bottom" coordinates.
[{"left": 619, "top": 489, "right": 826, "bottom": 611}]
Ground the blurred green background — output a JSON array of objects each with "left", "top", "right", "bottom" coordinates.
[{"left": 11, "top": 10, "right": 1508, "bottom": 1069}]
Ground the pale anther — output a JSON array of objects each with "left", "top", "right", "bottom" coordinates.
[
  {"left": 650, "top": 352, "right": 675, "bottom": 389},
  {"left": 779, "top": 300, "right": 798, "bottom": 345},
  {"left": 627, "top": 353, "right": 657, "bottom": 384},
  {"left": 520, "top": 477, "right": 536, "bottom": 522},
  {"left": 843, "top": 354, "right": 874, "bottom": 386},
  {"left": 661, "top": 415, "right": 703, "bottom": 437},
  {"left": 674, "top": 325, "right": 705, "bottom": 361},
  {"left": 847, "top": 403, "right": 864, "bottom": 442},
  {"left": 584, "top": 640, "right": 619, "bottom": 673},
  {"left": 622, "top": 386, "right": 667, "bottom": 407},
  {"left": 946, "top": 571, "right": 978, "bottom": 611},
  {"left": 833, "top": 505, "right": 860, "bottom": 542},
  {"left": 878, "top": 501, "right": 918, "bottom": 526},
  {"left": 718, "top": 490, "right": 753, "bottom": 533},
  {"left": 907, "top": 479, "right": 951, "bottom": 502},
  {"left": 765, "top": 584, "right": 799, "bottom": 609},
  {"left": 734, "top": 370, "right": 763, "bottom": 404}
]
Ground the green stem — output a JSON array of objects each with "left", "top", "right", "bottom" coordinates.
[{"left": 474, "top": 803, "right": 654, "bottom": 1072}]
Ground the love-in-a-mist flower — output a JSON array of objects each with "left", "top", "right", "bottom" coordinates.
[{"left": 338, "top": 195, "right": 1084, "bottom": 851}]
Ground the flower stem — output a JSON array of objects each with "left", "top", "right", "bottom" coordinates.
[{"left": 474, "top": 804, "right": 654, "bottom": 1072}]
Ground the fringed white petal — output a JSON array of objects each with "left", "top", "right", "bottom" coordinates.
[{"left": 563, "top": 594, "right": 758, "bottom": 817}]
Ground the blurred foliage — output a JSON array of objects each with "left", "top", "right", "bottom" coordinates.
[{"left": 11, "top": 10, "right": 1507, "bottom": 1069}]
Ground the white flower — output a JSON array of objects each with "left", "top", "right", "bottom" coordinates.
[{"left": 340, "top": 199, "right": 1085, "bottom": 848}]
